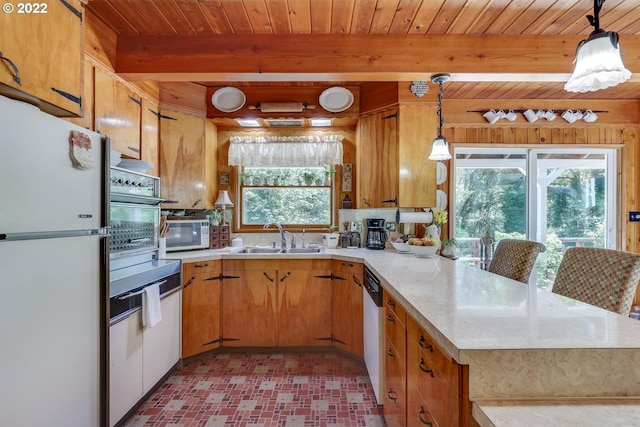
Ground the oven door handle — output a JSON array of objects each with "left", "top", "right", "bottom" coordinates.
[{"left": 118, "top": 280, "right": 167, "bottom": 300}]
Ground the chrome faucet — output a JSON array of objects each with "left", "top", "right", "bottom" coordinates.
[{"left": 264, "top": 222, "right": 286, "bottom": 250}]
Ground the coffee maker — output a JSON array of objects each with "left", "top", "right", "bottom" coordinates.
[{"left": 365, "top": 218, "right": 386, "bottom": 250}]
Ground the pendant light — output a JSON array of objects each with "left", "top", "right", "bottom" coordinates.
[
  {"left": 564, "top": 0, "right": 631, "bottom": 93},
  {"left": 428, "top": 73, "right": 452, "bottom": 161}
]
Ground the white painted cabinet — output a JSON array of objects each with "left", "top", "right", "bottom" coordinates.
[
  {"left": 109, "top": 291, "right": 181, "bottom": 426},
  {"left": 143, "top": 291, "right": 181, "bottom": 393},
  {"left": 109, "top": 311, "right": 143, "bottom": 425}
]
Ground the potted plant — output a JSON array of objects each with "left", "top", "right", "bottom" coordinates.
[
  {"left": 441, "top": 238, "right": 458, "bottom": 258},
  {"left": 303, "top": 171, "right": 315, "bottom": 186},
  {"left": 323, "top": 167, "right": 337, "bottom": 185}
]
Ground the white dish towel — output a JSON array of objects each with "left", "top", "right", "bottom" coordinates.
[{"left": 142, "top": 283, "right": 162, "bottom": 328}]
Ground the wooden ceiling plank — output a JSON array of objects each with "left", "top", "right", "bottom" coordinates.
[
  {"left": 331, "top": 0, "right": 355, "bottom": 34},
  {"left": 407, "top": 0, "right": 445, "bottom": 34},
  {"left": 388, "top": 0, "right": 422, "bottom": 34},
  {"left": 524, "top": 0, "right": 588, "bottom": 35},
  {"left": 578, "top": 0, "right": 638, "bottom": 35},
  {"left": 484, "top": 0, "right": 536, "bottom": 34},
  {"left": 288, "top": 0, "right": 312, "bottom": 33},
  {"left": 502, "top": 0, "right": 558, "bottom": 35},
  {"left": 149, "top": 0, "right": 196, "bottom": 34},
  {"left": 174, "top": 0, "right": 217, "bottom": 34},
  {"left": 242, "top": 0, "right": 273, "bottom": 34},
  {"left": 129, "top": 1, "right": 177, "bottom": 35},
  {"left": 429, "top": 0, "right": 466, "bottom": 34},
  {"left": 106, "top": 0, "right": 158, "bottom": 35},
  {"left": 198, "top": 0, "right": 234, "bottom": 34},
  {"left": 265, "top": 0, "right": 292, "bottom": 33},
  {"left": 541, "top": 1, "right": 594, "bottom": 35},
  {"left": 310, "top": 0, "right": 332, "bottom": 33},
  {"left": 464, "top": 0, "right": 514, "bottom": 35},
  {"left": 351, "top": 0, "right": 377, "bottom": 33},
  {"left": 369, "top": 0, "right": 400, "bottom": 34},
  {"left": 447, "top": 0, "right": 494, "bottom": 35},
  {"left": 86, "top": 0, "right": 140, "bottom": 35},
  {"left": 220, "top": 0, "right": 254, "bottom": 33}
]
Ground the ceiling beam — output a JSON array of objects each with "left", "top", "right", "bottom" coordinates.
[{"left": 115, "top": 34, "right": 640, "bottom": 83}]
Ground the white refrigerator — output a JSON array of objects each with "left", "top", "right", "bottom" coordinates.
[{"left": 0, "top": 95, "right": 107, "bottom": 427}]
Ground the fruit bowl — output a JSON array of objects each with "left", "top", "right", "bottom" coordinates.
[
  {"left": 409, "top": 244, "right": 439, "bottom": 258},
  {"left": 391, "top": 241, "right": 412, "bottom": 253}
]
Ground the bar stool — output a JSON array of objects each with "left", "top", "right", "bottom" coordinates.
[
  {"left": 487, "top": 239, "right": 546, "bottom": 283},
  {"left": 551, "top": 247, "right": 640, "bottom": 315}
]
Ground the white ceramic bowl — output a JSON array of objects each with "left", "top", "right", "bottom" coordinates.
[
  {"left": 409, "top": 244, "right": 439, "bottom": 258},
  {"left": 391, "top": 241, "right": 412, "bottom": 253}
]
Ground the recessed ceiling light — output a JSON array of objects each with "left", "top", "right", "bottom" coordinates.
[
  {"left": 310, "top": 118, "right": 332, "bottom": 126},
  {"left": 235, "top": 118, "right": 261, "bottom": 127}
]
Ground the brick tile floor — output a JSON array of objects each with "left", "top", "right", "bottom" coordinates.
[{"left": 123, "top": 351, "right": 385, "bottom": 427}]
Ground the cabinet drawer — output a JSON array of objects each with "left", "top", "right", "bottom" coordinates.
[
  {"left": 384, "top": 335, "right": 407, "bottom": 427},
  {"left": 418, "top": 333, "right": 460, "bottom": 394},
  {"left": 385, "top": 304, "right": 407, "bottom": 363},
  {"left": 407, "top": 385, "right": 439, "bottom": 427},
  {"left": 332, "top": 259, "right": 363, "bottom": 277},
  {"left": 384, "top": 292, "right": 406, "bottom": 328},
  {"left": 183, "top": 260, "right": 221, "bottom": 278}
]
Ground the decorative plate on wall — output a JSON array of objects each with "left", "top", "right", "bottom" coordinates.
[
  {"left": 436, "top": 162, "right": 447, "bottom": 185},
  {"left": 319, "top": 87, "right": 354, "bottom": 112},
  {"left": 436, "top": 190, "right": 447, "bottom": 211},
  {"left": 211, "top": 87, "right": 246, "bottom": 112}
]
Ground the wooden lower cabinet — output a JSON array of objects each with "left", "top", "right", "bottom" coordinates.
[
  {"left": 277, "top": 260, "right": 332, "bottom": 346},
  {"left": 182, "top": 260, "right": 222, "bottom": 358},
  {"left": 331, "top": 260, "right": 364, "bottom": 356},
  {"left": 222, "top": 260, "right": 278, "bottom": 347},
  {"left": 407, "top": 316, "right": 471, "bottom": 427},
  {"left": 384, "top": 290, "right": 407, "bottom": 426}
]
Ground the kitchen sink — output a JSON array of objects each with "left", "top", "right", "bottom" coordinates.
[
  {"left": 239, "top": 247, "right": 283, "bottom": 254},
  {"left": 238, "top": 247, "right": 323, "bottom": 254},
  {"left": 284, "top": 247, "right": 323, "bottom": 254}
]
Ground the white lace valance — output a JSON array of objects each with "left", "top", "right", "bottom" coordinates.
[{"left": 228, "top": 135, "right": 343, "bottom": 167}]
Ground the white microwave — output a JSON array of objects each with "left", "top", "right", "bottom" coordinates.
[{"left": 165, "top": 220, "right": 210, "bottom": 251}]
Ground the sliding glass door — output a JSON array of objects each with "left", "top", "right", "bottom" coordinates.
[{"left": 452, "top": 147, "right": 617, "bottom": 289}]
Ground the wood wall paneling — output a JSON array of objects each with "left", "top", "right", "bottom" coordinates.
[
  {"left": 159, "top": 82, "right": 208, "bottom": 117},
  {"left": 141, "top": 98, "right": 160, "bottom": 177}
]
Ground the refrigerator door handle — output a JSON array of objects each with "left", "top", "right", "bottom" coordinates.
[{"left": 0, "top": 228, "right": 109, "bottom": 241}]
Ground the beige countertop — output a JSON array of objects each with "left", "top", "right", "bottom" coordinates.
[{"left": 166, "top": 247, "right": 640, "bottom": 422}]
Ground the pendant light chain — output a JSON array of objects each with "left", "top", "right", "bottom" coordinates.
[{"left": 437, "top": 80, "right": 444, "bottom": 138}]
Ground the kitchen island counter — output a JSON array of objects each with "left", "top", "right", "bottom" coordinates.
[{"left": 168, "top": 247, "right": 640, "bottom": 423}]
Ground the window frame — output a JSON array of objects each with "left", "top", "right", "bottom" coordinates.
[{"left": 232, "top": 166, "right": 338, "bottom": 233}]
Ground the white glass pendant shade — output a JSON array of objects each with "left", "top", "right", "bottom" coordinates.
[
  {"left": 428, "top": 136, "right": 451, "bottom": 161},
  {"left": 565, "top": 32, "right": 631, "bottom": 93}
]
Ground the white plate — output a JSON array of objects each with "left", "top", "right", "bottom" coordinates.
[
  {"left": 436, "top": 190, "right": 447, "bottom": 211},
  {"left": 211, "top": 87, "right": 246, "bottom": 113},
  {"left": 319, "top": 87, "right": 354, "bottom": 112},
  {"left": 436, "top": 162, "right": 447, "bottom": 185}
]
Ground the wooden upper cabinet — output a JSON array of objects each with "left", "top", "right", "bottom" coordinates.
[
  {"left": 94, "top": 67, "right": 142, "bottom": 158},
  {"left": 0, "top": 0, "right": 83, "bottom": 116},
  {"left": 66, "top": 57, "right": 94, "bottom": 129},
  {"left": 358, "top": 108, "right": 399, "bottom": 208},
  {"left": 357, "top": 105, "right": 437, "bottom": 208},
  {"left": 398, "top": 105, "right": 437, "bottom": 208},
  {"left": 159, "top": 109, "right": 216, "bottom": 209},
  {"left": 141, "top": 99, "right": 160, "bottom": 176}
]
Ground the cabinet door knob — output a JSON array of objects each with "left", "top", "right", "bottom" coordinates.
[
  {"left": 386, "top": 347, "right": 396, "bottom": 358},
  {"left": 419, "top": 335, "right": 434, "bottom": 352},
  {"left": 263, "top": 272, "right": 274, "bottom": 282},
  {"left": 386, "top": 313, "right": 395, "bottom": 323},
  {"left": 387, "top": 389, "right": 398, "bottom": 403}
]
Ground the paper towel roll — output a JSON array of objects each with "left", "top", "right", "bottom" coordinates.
[{"left": 396, "top": 211, "right": 433, "bottom": 224}]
